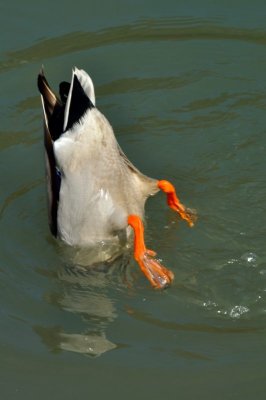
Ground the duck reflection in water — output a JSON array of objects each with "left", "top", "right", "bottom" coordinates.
[{"left": 35, "top": 245, "right": 133, "bottom": 357}]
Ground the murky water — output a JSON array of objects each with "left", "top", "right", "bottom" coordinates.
[{"left": 1, "top": 1, "right": 266, "bottom": 398}]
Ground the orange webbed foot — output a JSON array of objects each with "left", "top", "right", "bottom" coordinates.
[
  {"left": 157, "top": 180, "right": 197, "bottom": 227},
  {"left": 128, "top": 215, "right": 174, "bottom": 289}
]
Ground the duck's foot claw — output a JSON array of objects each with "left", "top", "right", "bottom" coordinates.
[
  {"left": 137, "top": 251, "right": 174, "bottom": 289},
  {"left": 157, "top": 180, "right": 196, "bottom": 227},
  {"left": 128, "top": 214, "right": 174, "bottom": 289},
  {"left": 178, "top": 207, "right": 197, "bottom": 227}
]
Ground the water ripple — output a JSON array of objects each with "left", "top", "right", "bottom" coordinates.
[
  {"left": 128, "top": 308, "right": 265, "bottom": 334},
  {"left": 1, "top": 18, "right": 266, "bottom": 74},
  {"left": 0, "top": 180, "right": 42, "bottom": 219},
  {"left": 97, "top": 71, "right": 209, "bottom": 96}
]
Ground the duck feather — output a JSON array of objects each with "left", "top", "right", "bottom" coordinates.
[{"left": 38, "top": 67, "right": 158, "bottom": 248}]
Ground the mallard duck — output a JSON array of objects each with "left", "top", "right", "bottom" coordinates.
[{"left": 37, "top": 67, "right": 195, "bottom": 289}]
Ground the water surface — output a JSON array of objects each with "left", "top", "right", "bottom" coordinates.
[{"left": 1, "top": 1, "right": 266, "bottom": 399}]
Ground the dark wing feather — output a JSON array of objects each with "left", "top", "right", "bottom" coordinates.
[
  {"left": 37, "top": 71, "right": 65, "bottom": 141},
  {"left": 43, "top": 121, "right": 60, "bottom": 236},
  {"left": 38, "top": 70, "right": 64, "bottom": 236}
]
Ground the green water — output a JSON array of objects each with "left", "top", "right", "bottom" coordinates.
[{"left": 1, "top": 1, "right": 266, "bottom": 398}]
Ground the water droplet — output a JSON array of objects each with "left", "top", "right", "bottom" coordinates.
[
  {"left": 241, "top": 252, "right": 258, "bottom": 267},
  {"left": 216, "top": 309, "right": 228, "bottom": 316},
  {"left": 227, "top": 258, "right": 238, "bottom": 265},
  {"left": 203, "top": 300, "right": 217, "bottom": 310},
  {"left": 229, "top": 305, "right": 249, "bottom": 318}
]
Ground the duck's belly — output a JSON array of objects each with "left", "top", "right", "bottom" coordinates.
[{"left": 57, "top": 174, "right": 129, "bottom": 247}]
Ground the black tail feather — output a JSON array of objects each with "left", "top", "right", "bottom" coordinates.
[{"left": 64, "top": 74, "right": 94, "bottom": 132}]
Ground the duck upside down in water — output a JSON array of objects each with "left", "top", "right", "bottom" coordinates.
[{"left": 37, "top": 67, "right": 195, "bottom": 289}]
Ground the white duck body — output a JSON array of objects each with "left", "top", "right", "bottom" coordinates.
[
  {"left": 55, "top": 107, "right": 157, "bottom": 247},
  {"left": 39, "top": 68, "right": 158, "bottom": 255}
]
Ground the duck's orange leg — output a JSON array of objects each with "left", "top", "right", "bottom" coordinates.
[
  {"left": 157, "top": 180, "right": 196, "bottom": 227},
  {"left": 128, "top": 215, "right": 174, "bottom": 289}
]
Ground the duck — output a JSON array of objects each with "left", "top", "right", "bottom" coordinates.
[{"left": 37, "top": 67, "right": 195, "bottom": 289}]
